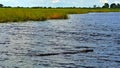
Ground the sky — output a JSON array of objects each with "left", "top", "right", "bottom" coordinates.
[{"left": 0, "top": 0, "right": 120, "bottom": 7}]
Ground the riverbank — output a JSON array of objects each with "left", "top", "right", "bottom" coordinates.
[{"left": 0, "top": 8, "right": 120, "bottom": 23}]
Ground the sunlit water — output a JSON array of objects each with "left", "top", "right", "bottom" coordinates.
[{"left": 0, "top": 12, "right": 120, "bottom": 68}]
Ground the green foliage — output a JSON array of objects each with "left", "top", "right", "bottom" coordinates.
[
  {"left": 0, "top": 4, "right": 3, "bottom": 7},
  {"left": 102, "top": 3, "right": 120, "bottom": 8},
  {"left": 117, "top": 4, "right": 120, "bottom": 8},
  {"left": 110, "top": 3, "right": 120, "bottom": 8},
  {"left": 102, "top": 3, "right": 109, "bottom": 8},
  {"left": 110, "top": 3, "right": 117, "bottom": 8}
]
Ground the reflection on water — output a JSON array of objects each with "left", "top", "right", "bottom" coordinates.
[{"left": 0, "top": 12, "right": 120, "bottom": 68}]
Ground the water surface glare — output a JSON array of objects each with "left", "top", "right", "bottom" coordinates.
[{"left": 0, "top": 12, "right": 120, "bottom": 68}]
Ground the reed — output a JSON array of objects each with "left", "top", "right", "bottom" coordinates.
[{"left": 0, "top": 8, "right": 119, "bottom": 23}]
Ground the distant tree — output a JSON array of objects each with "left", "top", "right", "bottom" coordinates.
[
  {"left": 102, "top": 3, "right": 109, "bottom": 8},
  {"left": 110, "top": 3, "right": 117, "bottom": 8},
  {"left": 97, "top": 6, "right": 101, "bottom": 8},
  {"left": 93, "top": 5, "right": 97, "bottom": 8},
  {"left": 4, "top": 6, "right": 12, "bottom": 8},
  {"left": 48, "top": 7, "right": 52, "bottom": 8},
  {"left": 16, "top": 6, "right": 21, "bottom": 8},
  {"left": 117, "top": 3, "right": 120, "bottom": 8},
  {"left": 0, "top": 4, "right": 3, "bottom": 7},
  {"left": 73, "top": 6, "right": 76, "bottom": 8},
  {"left": 43, "top": 7, "right": 47, "bottom": 8}
]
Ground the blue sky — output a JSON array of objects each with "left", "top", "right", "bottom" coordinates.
[{"left": 0, "top": 0, "right": 120, "bottom": 7}]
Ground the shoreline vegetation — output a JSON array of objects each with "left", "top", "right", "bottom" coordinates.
[{"left": 0, "top": 8, "right": 120, "bottom": 23}]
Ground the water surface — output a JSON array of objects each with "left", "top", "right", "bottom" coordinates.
[{"left": 0, "top": 12, "right": 120, "bottom": 68}]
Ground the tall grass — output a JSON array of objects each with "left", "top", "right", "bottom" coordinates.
[{"left": 0, "top": 8, "right": 120, "bottom": 23}]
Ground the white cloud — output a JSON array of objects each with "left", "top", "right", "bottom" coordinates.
[
  {"left": 113, "top": 1, "right": 120, "bottom": 3},
  {"left": 52, "top": 0, "right": 60, "bottom": 3},
  {"left": 100, "top": 0, "right": 108, "bottom": 3}
]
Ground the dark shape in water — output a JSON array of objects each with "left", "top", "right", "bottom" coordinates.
[{"left": 35, "top": 49, "right": 94, "bottom": 56}]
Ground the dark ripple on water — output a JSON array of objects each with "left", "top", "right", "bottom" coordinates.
[{"left": 0, "top": 12, "right": 120, "bottom": 68}]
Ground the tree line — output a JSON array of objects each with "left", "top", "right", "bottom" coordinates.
[
  {"left": 0, "top": 3, "right": 120, "bottom": 8},
  {"left": 102, "top": 3, "right": 120, "bottom": 8}
]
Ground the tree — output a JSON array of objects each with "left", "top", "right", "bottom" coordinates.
[
  {"left": 93, "top": 5, "right": 97, "bottom": 8},
  {"left": 102, "top": 3, "right": 109, "bottom": 8},
  {"left": 117, "top": 3, "right": 120, "bottom": 8},
  {"left": 0, "top": 4, "right": 3, "bottom": 7},
  {"left": 48, "top": 7, "right": 52, "bottom": 8},
  {"left": 110, "top": 3, "right": 117, "bottom": 8}
]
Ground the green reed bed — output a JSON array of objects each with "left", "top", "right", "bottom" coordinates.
[{"left": 0, "top": 8, "right": 120, "bottom": 23}]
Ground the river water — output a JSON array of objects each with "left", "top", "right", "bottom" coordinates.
[{"left": 0, "top": 12, "right": 120, "bottom": 68}]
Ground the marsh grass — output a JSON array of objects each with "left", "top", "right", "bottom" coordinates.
[{"left": 0, "top": 8, "right": 120, "bottom": 23}]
